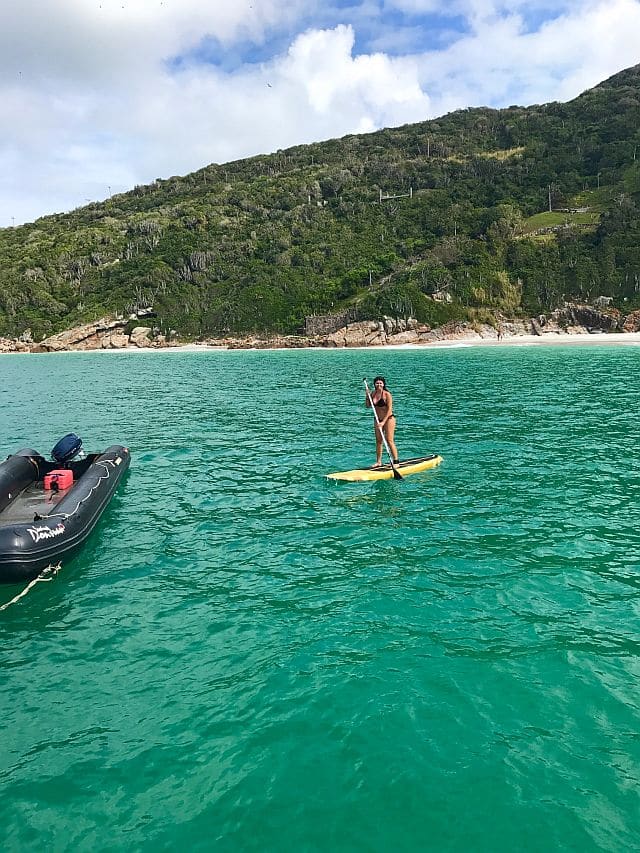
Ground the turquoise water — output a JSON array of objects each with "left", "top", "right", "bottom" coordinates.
[{"left": 1, "top": 345, "right": 640, "bottom": 852}]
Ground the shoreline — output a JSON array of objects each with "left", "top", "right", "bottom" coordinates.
[
  {"left": 4, "top": 303, "right": 638, "bottom": 355},
  {"left": 4, "top": 330, "right": 640, "bottom": 355},
  {"left": 405, "top": 331, "right": 640, "bottom": 349}
]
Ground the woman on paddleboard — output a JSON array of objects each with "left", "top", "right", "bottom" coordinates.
[{"left": 365, "top": 376, "right": 399, "bottom": 467}]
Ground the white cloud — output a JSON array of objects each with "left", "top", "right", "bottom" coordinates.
[
  {"left": 119, "top": 24, "right": 430, "bottom": 174},
  {"left": 283, "top": 25, "right": 430, "bottom": 119},
  {"left": 1, "top": 0, "right": 639, "bottom": 226},
  {"left": 415, "top": 0, "right": 640, "bottom": 112}
]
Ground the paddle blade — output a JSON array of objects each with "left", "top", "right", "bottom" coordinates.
[{"left": 392, "top": 465, "right": 403, "bottom": 480}]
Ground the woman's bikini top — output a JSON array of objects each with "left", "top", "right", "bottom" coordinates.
[{"left": 374, "top": 393, "right": 388, "bottom": 408}]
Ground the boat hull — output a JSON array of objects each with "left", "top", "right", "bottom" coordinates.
[
  {"left": 0, "top": 445, "right": 130, "bottom": 583},
  {"left": 327, "top": 454, "right": 443, "bottom": 482}
]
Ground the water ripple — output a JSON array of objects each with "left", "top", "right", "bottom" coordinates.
[{"left": 1, "top": 346, "right": 640, "bottom": 850}]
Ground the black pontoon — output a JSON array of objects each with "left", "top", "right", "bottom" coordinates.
[{"left": 0, "top": 434, "right": 130, "bottom": 583}]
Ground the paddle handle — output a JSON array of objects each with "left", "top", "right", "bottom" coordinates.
[{"left": 363, "top": 379, "right": 402, "bottom": 479}]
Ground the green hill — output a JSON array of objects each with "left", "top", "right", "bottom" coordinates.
[{"left": 2, "top": 64, "right": 640, "bottom": 341}]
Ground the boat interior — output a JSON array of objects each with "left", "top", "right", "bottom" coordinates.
[{"left": 0, "top": 453, "right": 102, "bottom": 525}]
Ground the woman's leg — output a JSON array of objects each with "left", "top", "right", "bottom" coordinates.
[
  {"left": 384, "top": 417, "right": 399, "bottom": 461},
  {"left": 374, "top": 422, "right": 383, "bottom": 466}
]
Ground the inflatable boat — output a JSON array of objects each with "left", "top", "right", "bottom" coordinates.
[
  {"left": 327, "top": 453, "right": 443, "bottom": 482},
  {"left": 0, "top": 434, "right": 130, "bottom": 583}
]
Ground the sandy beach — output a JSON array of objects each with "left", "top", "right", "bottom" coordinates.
[{"left": 411, "top": 331, "right": 640, "bottom": 349}]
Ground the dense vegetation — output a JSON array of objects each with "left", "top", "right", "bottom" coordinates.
[{"left": 2, "top": 64, "right": 640, "bottom": 340}]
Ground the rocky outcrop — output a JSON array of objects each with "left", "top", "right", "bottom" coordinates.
[
  {"left": 419, "top": 321, "right": 483, "bottom": 341},
  {"left": 545, "top": 304, "right": 622, "bottom": 332},
  {"left": 129, "top": 327, "right": 152, "bottom": 348},
  {"left": 501, "top": 320, "right": 532, "bottom": 337},
  {"left": 622, "top": 309, "right": 640, "bottom": 332},
  {"left": 27, "top": 317, "right": 177, "bottom": 352},
  {"left": 417, "top": 320, "right": 529, "bottom": 341},
  {"left": 324, "top": 321, "right": 386, "bottom": 347},
  {"left": 387, "top": 330, "right": 421, "bottom": 344},
  {"left": 321, "top": 316, "right": 424, "bottom": 347},
  {"left": 102, "top": 331, "right": 130, "bottom": 349},
  {"left": 33, "top": 319, "right": 128, "bottom": 352},
  {"left": 0, "top": 337, "right": 30, "bottom": 353}
]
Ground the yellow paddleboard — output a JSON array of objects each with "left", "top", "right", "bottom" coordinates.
[{"left": 327, "top": 454, "right": 443, "bottom": 482}]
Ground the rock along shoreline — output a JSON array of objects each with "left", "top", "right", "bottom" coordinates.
[{"left": 2, "top": 305, "right": 640, "bottom": 355}]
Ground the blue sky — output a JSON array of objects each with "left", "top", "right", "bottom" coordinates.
[{"left": 1, "top": 0, "right": 639, "bottom": 226}]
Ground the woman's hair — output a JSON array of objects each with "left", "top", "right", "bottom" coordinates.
[{"left": 373, "top": 375, "right": 387, "bottom": 388}]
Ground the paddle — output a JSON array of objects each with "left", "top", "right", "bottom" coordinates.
[{"left": 363, "top": 378, "right": 403, "bottom": 480}]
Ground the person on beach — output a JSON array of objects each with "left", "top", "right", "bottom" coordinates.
[{"left": 366, "top": 375, "right": 399, "bottom": 467}]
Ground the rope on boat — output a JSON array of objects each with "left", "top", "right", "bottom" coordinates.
[
  {"left": 0, "top": 563, "right": 62, "bottom": 612},
  {"left": 48, "top": 460, "right": 115, "bottom": 521}
]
